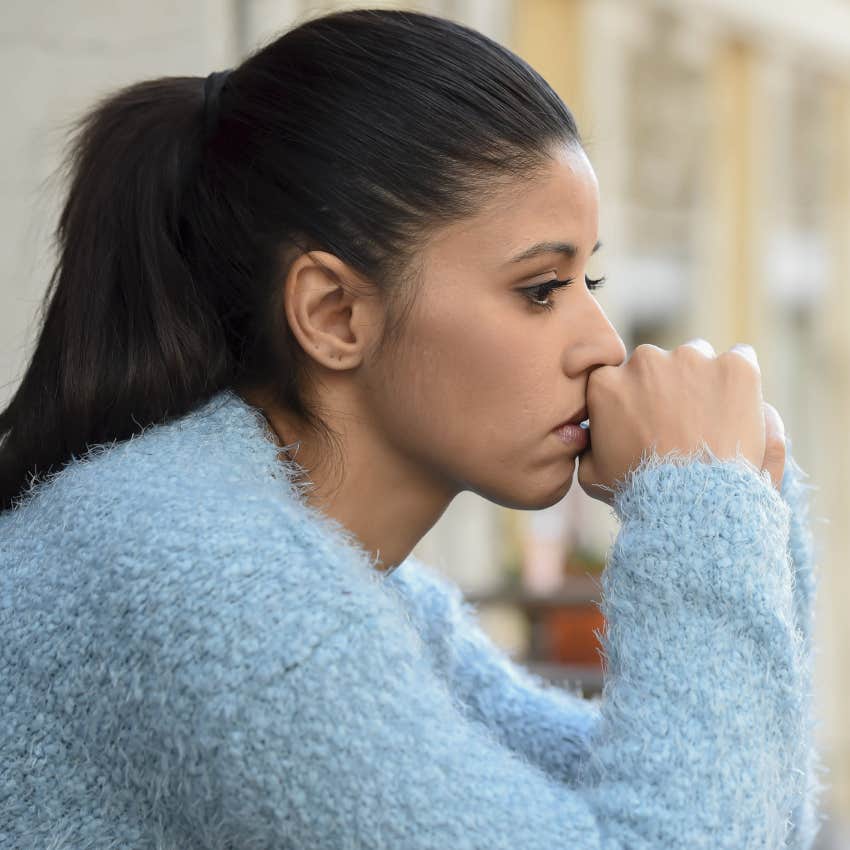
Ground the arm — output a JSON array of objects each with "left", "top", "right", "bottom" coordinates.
[
  {"left": 392, "top": 439, "right": 829, "bottom": 836},
  {"left": 90, "top": 459, "right": 806, "bottom": 848}
]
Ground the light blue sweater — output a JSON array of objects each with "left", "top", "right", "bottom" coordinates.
[{"left": 0, "top": 389, "right": 827, "bottom": 849}]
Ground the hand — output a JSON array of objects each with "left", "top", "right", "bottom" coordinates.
[{"left": 577, "top": 339, "right": 777, "bottom": 506}]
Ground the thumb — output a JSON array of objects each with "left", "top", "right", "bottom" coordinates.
[
  {"left": 761, "top": 401, "right": 786, "bottom": 493},
  {"left": 576, "top": 452, "right": 615, "bottom": 507}
]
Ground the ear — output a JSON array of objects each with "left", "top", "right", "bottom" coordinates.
[{"left": 282, "top": 250, "right": 382, "bottom": 371}]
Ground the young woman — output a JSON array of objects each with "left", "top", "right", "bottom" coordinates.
[{"left": 0, "top": 8, "right": 825, "bottom": 848}]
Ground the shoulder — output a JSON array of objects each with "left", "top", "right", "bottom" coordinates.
[
  {"left": 4, "top": 392, "right": 394, "bottom": 654},
  {"left": 103, "top": 478, "right": 389, "bottom": 652},
  {"left": 17, "top": 475, "right": 401, "bottom": 699}
]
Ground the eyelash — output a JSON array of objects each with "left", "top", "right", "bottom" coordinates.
[{"left": 522, "top": 275, "right": 607, "bottom": 311}]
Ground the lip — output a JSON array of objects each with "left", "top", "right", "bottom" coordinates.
[
  {"left": 553, "top": 406, "right": 588, "bottom": 430},
  {"left": 554, "top": 422, "right": 590, "bottom": 451}
]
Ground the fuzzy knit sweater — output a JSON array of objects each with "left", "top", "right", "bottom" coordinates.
[{"left": 0, "top": 388, "right": 827, "bottom": 849}]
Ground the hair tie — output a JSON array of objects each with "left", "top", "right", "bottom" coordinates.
[{"left": 203, "top": 69, "right": 232, "bottom": 141}]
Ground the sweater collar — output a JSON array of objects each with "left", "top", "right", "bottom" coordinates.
[{"left": 182, "top": 389, "right": 403, "bottom": 579}]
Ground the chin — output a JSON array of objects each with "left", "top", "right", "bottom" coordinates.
[{"left": 479, "top": 465, "right": 575, "bottom": 511}]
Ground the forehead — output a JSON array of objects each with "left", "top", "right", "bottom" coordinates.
[{"left": 425, "top": 144, "right": 600, "bottom": 266}]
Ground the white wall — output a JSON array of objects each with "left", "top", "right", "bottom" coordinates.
[{"left": 0, "top": 0, "right": 238, "bottom": 407}]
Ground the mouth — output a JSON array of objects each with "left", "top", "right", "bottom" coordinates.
[
  {"left": 553, "top": 406, "right": 588, "bottom": 431},
  {"left": 551, "top": 405, "right": 592, "bottom": 455}
]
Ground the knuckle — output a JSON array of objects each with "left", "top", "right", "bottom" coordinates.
[
  {"left": 676, "top": 343, "right": 711, "bottom": 361},
  {"left": 718, "top": 350, "right": 761, "bottom": 380},
  {"left": 723, "top": 344, "right": 761, "bottom": 374},
  {"left": 676, "top": 338, "right": 715, "bottom": 356},
  {"left": 632, "top": 343, "right": 665, "bottom": 360}
]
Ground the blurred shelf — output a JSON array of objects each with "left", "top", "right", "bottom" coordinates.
[
  {"left": 462, "top": 572, "right": 602, "bottom": 609},
  {"left": 463, "top": 573, "right": 606, "bottom": 698}
]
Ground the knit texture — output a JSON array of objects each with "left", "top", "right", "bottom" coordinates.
[{"left": 0, "top": 388, "right": 827, "bottom": 849}]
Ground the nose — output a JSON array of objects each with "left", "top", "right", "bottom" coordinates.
[{"left": 579, "top": 290, "right": 627, "bottom": 369}]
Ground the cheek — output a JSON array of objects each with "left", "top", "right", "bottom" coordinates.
[{"left": 383, "top": 305, "right": 551, "bottom": 451}]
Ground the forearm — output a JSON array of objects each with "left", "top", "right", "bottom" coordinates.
[
  {"left": 395, "top": 440, "right": 828, "bottom": 841},
  {"left": 574, "top": 449, "right": 805, "bottom": 846},
  {"left": 392, "top": 450, "right": 809, "bottom": 848}
]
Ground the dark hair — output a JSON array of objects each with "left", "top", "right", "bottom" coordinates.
[{"left": 0, "top": 7, "right": 581, "bottom": 512}]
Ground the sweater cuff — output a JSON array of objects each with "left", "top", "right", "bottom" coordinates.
[{"left": 607, "top": 442, "right": 793, "bottom": 621}]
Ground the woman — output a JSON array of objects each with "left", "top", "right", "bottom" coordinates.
[{"left": 0, "top": 8, "right": 825, "bottom": 848}]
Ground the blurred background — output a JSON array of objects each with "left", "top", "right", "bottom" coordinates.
[{"left": 1, "top": 0, "right": 848, "bottom": 844}]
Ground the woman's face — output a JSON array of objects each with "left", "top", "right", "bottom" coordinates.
[{"left": 369, "top": 143, "right": 628, "bottom": 510}]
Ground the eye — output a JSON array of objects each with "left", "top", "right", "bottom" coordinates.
[
  {"left": 520, "top": 277, "right": 574, "bottom": 311},
  {"left": 520, "top": 275, "right": 606, "bottom": 311}
]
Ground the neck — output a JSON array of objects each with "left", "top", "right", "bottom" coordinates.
[{"left": 239, "top": 388, "right": 458, "bottom": 573}]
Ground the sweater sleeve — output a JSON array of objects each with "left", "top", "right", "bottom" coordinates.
[
  {"left": 91, "top": 453, "right": 807, "bottom": 849},
  {"left": 391, "top": 438, "right": 828, "bottom": 848},
  {"left": 780, "top": 436, "right": 830, "bottom": 849}
]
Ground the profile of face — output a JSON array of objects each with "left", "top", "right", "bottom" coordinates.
[
  {"left": 270, "top": 142, "right": 628, "bottom": 546},
  {"left": 362, "top": 143, "right": 628, "bottom": 511}
]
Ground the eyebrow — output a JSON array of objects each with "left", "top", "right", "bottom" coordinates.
[{"left": 506, "top": 239, "right": 602, "bottom": 265}]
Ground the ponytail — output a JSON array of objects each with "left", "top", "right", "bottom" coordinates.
[{"left": 0, "top": 76, "right": 241, "bottom": 511}]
